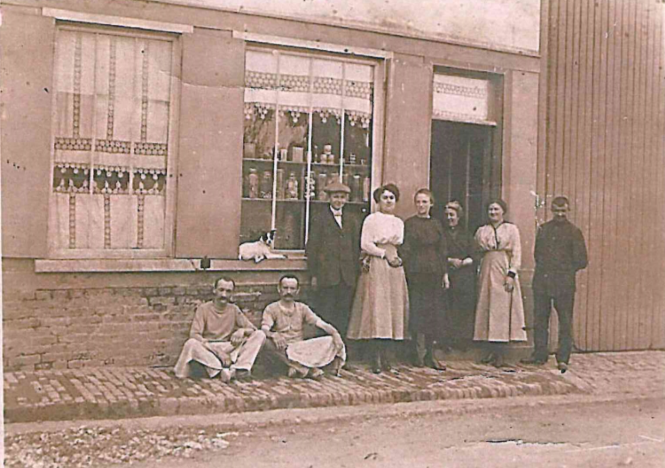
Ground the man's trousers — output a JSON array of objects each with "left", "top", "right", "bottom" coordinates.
[
  {"left": 173, "top": 330, "right": 266, "bottom": 378},
  {"left": 532, "top": 290, "right": 576, "bottom": 364}
]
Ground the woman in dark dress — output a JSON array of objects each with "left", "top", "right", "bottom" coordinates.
[
  {"left": 442, "top": 200, "right": 477, "bottom": 351},
  {"left": 401, "top": 189, "right": 449, "bottom": 369}
]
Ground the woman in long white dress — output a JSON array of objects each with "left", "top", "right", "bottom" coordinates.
[
  {"left": 473, "top": 199, "right": 527, "bottom": 367},
  {"left": 347, "top": 183, "right": 409, "bottom": 373}
]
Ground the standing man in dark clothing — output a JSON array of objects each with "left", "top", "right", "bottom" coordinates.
[
  {"left": 306, "top": 181, "right": 361, "bottom": 337},
  {"left": 523, "top": 196, "right": 588, "bottom": 373}
]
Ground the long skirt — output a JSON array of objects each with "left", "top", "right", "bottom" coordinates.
[
  {"left": 347, "top": 256, "right": 409, "bottom": 340},
  {"left": 407, "top": 273, "right": 444, "bottom": 338},
  {"left": 473, "top": 250, "right": 527, "bottom": 342},
  {"left": 445, "top": 270, "right": 476, "bottom": 345}
]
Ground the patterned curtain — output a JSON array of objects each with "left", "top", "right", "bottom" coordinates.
[
  {"left": 244, "top": 50, "right": 373, "bottom": 131},
  {"left": 50, "top": 29, "right": 173, "bottom": 253}
]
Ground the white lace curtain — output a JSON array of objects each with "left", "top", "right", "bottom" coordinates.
[
  {"left": 432, "top": 73, "right": 495, "bottom": 126},
  {"left": 244, "top": 50, "right": 373, "bottom": 128},
  {"left": 50, "top": 29, "right": 173, "bottom": 253}
]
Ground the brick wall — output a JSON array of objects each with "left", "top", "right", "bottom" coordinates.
[{"left": 3, "top": 280, "right": 309, "bottom": 372}]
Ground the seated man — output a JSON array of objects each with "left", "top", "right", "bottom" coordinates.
[
  {"left": 261, "top": 275, "right": 346, "bottom": 379},
  {"left": 174, "top": 277, "right": 265, "bottom": 382}
]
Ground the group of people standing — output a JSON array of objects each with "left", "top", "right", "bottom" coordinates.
[
  {"left": 308, "top": 182, "right": 588, "bottom": 374},
  {"left": 174, "top": 180, "right": 588, "bottom": 382}
]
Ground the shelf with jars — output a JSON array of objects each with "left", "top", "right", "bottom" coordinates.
[
  {"left": 241, "top": 106, "right": 373, "bottom": 249},
  {"left": 242, "top": 164, "right": 371, "bottom": 204}
]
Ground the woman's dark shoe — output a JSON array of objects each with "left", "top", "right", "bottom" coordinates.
[
  {"left": 557, "top": 361, "right": 568, "bottom": 374},
  {"left": 380, "top": 346, "right": 392, "bottom": 372},
  {"left": 479, "top": 352, "right": 497, "bottom": 365},
  {"left": 429, "top": 357, "right": 447, "bottom": 371},
  {"left": 491, "top": 354, "right": 507, "bottom": 368},
  {"left": 372, "top": 353, "right": 382, "bottom": 374}
]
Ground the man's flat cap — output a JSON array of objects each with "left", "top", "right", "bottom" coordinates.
[{"left": 324, "top": 181, "right": 351, "bottom": 194}]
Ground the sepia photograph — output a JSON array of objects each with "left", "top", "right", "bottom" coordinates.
[{"left": 1, "top": 0, "right": 664, "bottom": 466}]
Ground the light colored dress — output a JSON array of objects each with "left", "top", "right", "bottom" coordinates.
[
  {"left": 473, "top": 222, "right": 527, "bottom": 342},
  {"left": 347, "top": 211, "right": 410, "bottom": 340}
]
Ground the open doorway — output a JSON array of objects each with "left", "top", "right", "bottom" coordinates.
[{"left": 429, "top": 121, "right": 498, "bottom": 232}]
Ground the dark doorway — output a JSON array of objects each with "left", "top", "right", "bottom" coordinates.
[{"left": 429, "top": 121, "right": 499, "bottom": 233}]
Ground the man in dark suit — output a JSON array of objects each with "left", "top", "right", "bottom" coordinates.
[
  {"left": 523, "top": 196, "right": 588, "bottom": 373},
  {"left": 306, "top": 181, "right": 360, "bottom": 338}
]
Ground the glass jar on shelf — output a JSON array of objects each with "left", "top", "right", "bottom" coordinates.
[
  {"left": 351, "top": 174, "right": 362, "bottom": 202},
  {"left": 276, "top": 168, "right": 285, "bottom": 199},
  {"left": 292, "top": 146, "right": 304, "bottom": 163},
  {"left": 305, "top": 170, "right": 317, "bottom": 200},
  {"left": 285, "top": 172, "right": 299, "bottom": 200},
  {"left": 247, "top": 168, "right": 259, "bottom": 199},
  {"left": 313, "top": 145, "right": 320, "bottom": 164},
  {"left": 362, "top": 175, "right": 371, "bottom": 202},
  {"left": 322, "top": 144, "right": 334, "bottom": 165},
  {"left": 260, "top": 170, "right": 273, "bottom": 199},
  {"left": 317, "top": 172, "right": 328, "bottom": 201}
]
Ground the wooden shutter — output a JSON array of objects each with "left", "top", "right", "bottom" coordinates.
[
  {"left": 175, "top": 29, "right": 245, "bottom": 258},
  {"left": 0, "top": 8, "right": 54, "bottom": 258}
]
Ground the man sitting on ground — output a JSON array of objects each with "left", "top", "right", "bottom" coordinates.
[
  {"left": 261, "top": 275, "right": 346, "bottom": 379},
  {"left": 174, "top": 277, "right": 265, "bottom": 382}
]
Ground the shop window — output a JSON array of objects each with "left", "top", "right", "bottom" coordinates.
[
  {"left": 241, "top": 48, "right": 377, "bottom": 250},
  {"left": 429, "top": 71, "right": 502, "bottom": 231},
  {"left": 48, "top": 26, "right": 179, "bottom": 258}
]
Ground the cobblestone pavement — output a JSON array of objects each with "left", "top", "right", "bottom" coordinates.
[
  {"left": 563, "top": 351, "right": 665, "bottom": 396},
  {"left": 4, "top": 351, "right": 663, "bottom": 423}
]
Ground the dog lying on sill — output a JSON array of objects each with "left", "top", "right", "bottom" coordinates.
[{"left": 238, "top": 230, "right": 287, "bottom": 263}]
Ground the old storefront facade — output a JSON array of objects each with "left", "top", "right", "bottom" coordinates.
[{"left": 6, "top": 0, "right": 631, "bottom": 372}]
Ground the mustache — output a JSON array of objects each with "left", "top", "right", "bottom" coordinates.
[{"left": 282, "top": 293, "right": 295, "bottom": 298}]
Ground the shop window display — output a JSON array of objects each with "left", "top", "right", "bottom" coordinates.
[{"left": 241, "top": 49, "right": 375, "bottom": 251}]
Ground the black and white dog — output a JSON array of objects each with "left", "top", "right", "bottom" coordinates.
[{"left": 238, "top": 230, "right": 286, "bottom": 263}]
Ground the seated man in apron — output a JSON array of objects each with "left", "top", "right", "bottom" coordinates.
[{"left": 261, "top": 275, "right": 346, "bottom": 379}]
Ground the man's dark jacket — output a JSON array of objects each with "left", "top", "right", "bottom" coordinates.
[
  {"left": 532, "top": 218, "right": 588, "bottom": 295},
  {"left": 306, "top": 207, "right": 360, "bottom": 288}
]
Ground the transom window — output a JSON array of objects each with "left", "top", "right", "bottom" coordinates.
[
  {"left": 241, "top": 48, "right": 380, "bottom": 250},
  {"left": 48, "top": 25, "right": 179, "bottom": 258},
  {"left": 429, "top": 70, "right": 502, "bottom": 231}
]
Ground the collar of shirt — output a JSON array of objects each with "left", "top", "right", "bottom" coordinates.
[
  {"left": 330, "top": 207, "right": 343, "bottom": 217},
  {"left": 279, "top": 303, "right": 296, "bottom": 316}
]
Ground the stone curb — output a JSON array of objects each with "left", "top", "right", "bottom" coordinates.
[{"left": 4, "top": 364, "right": 586, "bottom": 424}]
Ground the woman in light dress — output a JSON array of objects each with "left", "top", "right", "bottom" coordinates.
[
  {"left": 473, "top": 199, "right": 527, "bottom": 367},
  {"left": 347, "top": 183, "right": 409, "bottom": 373}
]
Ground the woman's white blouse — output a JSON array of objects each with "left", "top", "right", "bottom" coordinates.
[
  {"left": 475, "top": 222, "right": 522, "bottom": 272},
  {"left": 360, "top": 212, "right": 404, "bottom": 258}
]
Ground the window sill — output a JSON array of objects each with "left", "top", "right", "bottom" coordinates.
[{"left": 35, "top": 258, "right": 308, "bottom": 273}]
